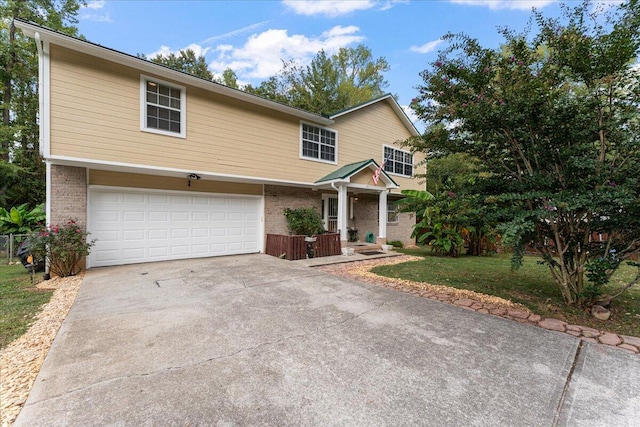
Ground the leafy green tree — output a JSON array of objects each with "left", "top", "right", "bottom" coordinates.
[
  {"left": 144, "top": 49, "right": 214, "bottom": 80},
  {"left": 409, "top": 1, "right": 640, "bottom": 306},
  {"left": 246, "top": 45, "right": 390, "bottom": 115},
  {"left": 0, "top": 0, "right": 84, "bottom": 208},
  {"left": 245, "top": 73, "right": 292, "bottom": 105},
  {"left": 220, "top": 67, "right": 239, "bottom": 89}
]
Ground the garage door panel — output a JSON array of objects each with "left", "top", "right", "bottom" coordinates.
[
  {"left": 148, "top": 247, "right": 168, "bottom": 258},
  {"left": 93, "top": 230, "right": 119, "bottom": 242},
  {"left": 148, "top": 194, "right": 169, "bottom": 204},
  {"left": 123, "top": 211, "right": 145, "bottom": 221},
  {"left": 89, "top": 188, "right": 261, "bottom": 267},
  {"left": 123, "top": 230, "right": 144, "bottom": 241},
  {"left": 192, "top": 212, "right": 209, "bottom": 222},
  {"left": 171, "top": 212, "right": 189, "bottom": 221},
  {"left": 122, "top": 248, "right": 145, "bottom": 260},
  {"left": 148, "top": 211, "right": 168, "bottom": 221},
  {"left": 192, "top": 228, "right": 209, "bottom": 238},
  {"left": 123, "top": 193, "right": 146, "bottom": 203}
]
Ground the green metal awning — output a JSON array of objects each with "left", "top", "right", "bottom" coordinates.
[{"left": 314, "top": 159, "right": 397, "bottom": 186}]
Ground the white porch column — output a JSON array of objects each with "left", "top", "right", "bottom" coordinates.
[
  {"left": 378, "top": 189, "right": 388, "bottom": 240},
  {"left": 337, "top": 184, "right": 349, "bottom": 241}
]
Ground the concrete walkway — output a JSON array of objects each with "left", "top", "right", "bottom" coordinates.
[{"left": 15, "top": 254, "right": 640, "bottom": 426}]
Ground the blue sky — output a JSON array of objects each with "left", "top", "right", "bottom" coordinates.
[{"left": 76, "top": 1, "right": 622, "bottom": 125}]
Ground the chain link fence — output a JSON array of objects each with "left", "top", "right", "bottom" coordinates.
[{"left": 0, "top": 234, "right": 29, "bottom": 265}]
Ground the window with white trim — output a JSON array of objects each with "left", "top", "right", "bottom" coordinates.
[
  {"left": 384, "top": 145, "right": 413, "bottom": 177},
  {"left": 301, "top": 123, "right": 337, "bottom": 163},
  {"left": 387, "top": 200, "right": 399, "bottom": 223},
  {"left": 141, "top": 76, "right": 185, "bottom": 137}
]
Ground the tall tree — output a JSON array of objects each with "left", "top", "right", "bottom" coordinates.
[
  {"left": 144, "top": 49, "right": 214, "bottom": 80},
  {"left": 409, "top": 1, "right": 640, "bottom": 306},
  {"left": 246, "top": 45, "right": 390, "bottom": 115},
  {"left": 0, "top": 0, "right": 84, "bottom": 208},
  {"left": 220, "top": 67, "right": 239, "bottom": 89}
]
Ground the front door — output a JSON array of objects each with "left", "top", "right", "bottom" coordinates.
[{"left": 323, "top": 196, "right": 338, "bottom": 232}]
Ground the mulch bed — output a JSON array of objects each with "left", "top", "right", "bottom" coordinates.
[{"left": 0, "top": 274, "right": 83, "bottom": 426}]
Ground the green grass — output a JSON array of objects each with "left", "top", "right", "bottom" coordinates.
[
  {"left": 0, "top": 264, "right": 53, "bottom": 349},
  {"left": 372, "top": 248, "right": 640, "bottom": 338}
]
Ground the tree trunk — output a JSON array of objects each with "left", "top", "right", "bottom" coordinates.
[{"left": 1, "top": 19, "right": 16, "bottom": 162}]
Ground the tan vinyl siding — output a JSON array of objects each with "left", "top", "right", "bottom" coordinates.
[
  {"left": 49, "top": 46, "right": 325, "bottom": 182},
  {"left": 49, "top": 46, "right": 423, "bottom": 191},
  {"left": 332, "top": 102, "right": 425, "bottom": 192},
  {"left": 89, "top": 170, "right": 263, "bottom": 195},
  {"left": 350, "top": 169, "right": 386, "bottom": 187}
]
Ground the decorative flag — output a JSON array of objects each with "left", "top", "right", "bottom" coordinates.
[{"left": 372, "top": 156, "right": 390, "bottom": 185}]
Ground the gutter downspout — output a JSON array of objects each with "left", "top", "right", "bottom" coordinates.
[{"left": 35, "top": 32, "right": 51, "bottom": 277}]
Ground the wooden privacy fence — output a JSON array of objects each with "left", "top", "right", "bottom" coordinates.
[
  {"left": 266, "top": 233, "right": 341, "bottom": 260},
  {"left": 313, "top": 233, "right": 341, "bottom": 258},
  {"left": 266, "top": 234, "right": 306, "bottom": 260}
]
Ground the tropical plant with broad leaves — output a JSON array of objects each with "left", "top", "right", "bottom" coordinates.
[{"left": 0, "top": 203, "right": 45, "bottom": 234}]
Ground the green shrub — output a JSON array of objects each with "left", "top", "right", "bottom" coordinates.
[
  {"left": 283, "top": 207, "right": 325, "bottom": 236},
  {"left": 387, "top": 240, "right": 404, "bottom": 248},
  {"left": 30, "top": 219, "right": 96, "bottom": 277}
]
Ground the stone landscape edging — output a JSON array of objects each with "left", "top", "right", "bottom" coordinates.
[{"left": 316, "top": 256, "right": 640, "bottom": 355}]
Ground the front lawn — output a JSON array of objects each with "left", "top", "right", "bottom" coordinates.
[
  {"left": 372, "top": 248, "right": 640, "bottom": 338},
  {"left": 0, "top": 264, "right": 53, "bottom": 349}
]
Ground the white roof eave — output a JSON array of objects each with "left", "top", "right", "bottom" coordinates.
[{"left": 15, "top": 20, "right": 333, "bottom": 127}]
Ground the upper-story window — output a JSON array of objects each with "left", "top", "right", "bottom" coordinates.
[
  {"left": 301, "top": 123, "right": 337, "bottom": 164},
  {"left": 141, "top": 76, "right": 186, "bottom": 138},
  {"left": 384, "top": 145, "right": 413, "bottom": 177}
]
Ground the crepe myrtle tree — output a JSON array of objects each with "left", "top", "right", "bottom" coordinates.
[{"left": 408, "top": 0, "right": 640, "bottom": 307}]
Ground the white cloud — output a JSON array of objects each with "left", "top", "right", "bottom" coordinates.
[
  {"left": 282, "top": 0, "right": 376, "bottom": 17},
  {"left": 146, "top": 43, "right": 211, "bottom": 59},
  {"left": 80, "top": 0, "right": 112, "bottom": 22},
  {"left": 449, "top": 0, "right": 556, "bottom": 11},
  {"left": 146, "top": 45, "right": 173, "bottom": 59},
  {"left": 380, "top": 0, "right": 410, "bottom": 11},
  {"left": 411, "top": 39, "right": 444, "bottom": 54},
  {"left": 80, "top": 12, "right": 113, "bottom": 23},
  {"left": 401, "top": 105, "right": 424, "bottom": 132},
  {"left": 209, "top": 25, "right": 365, "bottom": 79},
  {"left": 84, "top": 0, "right": 105, "bottom": 10},
  {"left": 200, "top": 21, "right": 270, "bottom": 45}
]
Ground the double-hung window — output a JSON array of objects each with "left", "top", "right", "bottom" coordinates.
[
  {"left": 384, "top": 145, "right": 413, "bottom": 177},
  {"left": 387, "top": 200, "right": 399, "bottom": 223},
  {"left": 141, "top": 76, "right": 186, "bottom": 138},
  {"left": 301, "top": 123, "right": 337, "bottom": 164}
]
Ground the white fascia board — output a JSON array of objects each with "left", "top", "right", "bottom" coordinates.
[
  {"left": 15, "top": 20, "right": 333, "bottom": 127},
  {"left": 329, "top": 94, "right": 420, "bottom": 137},
  {"left": 48, "top": 155, "right": 318, "bottom": 189}
]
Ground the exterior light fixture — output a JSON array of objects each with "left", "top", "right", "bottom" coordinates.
[{"left": 187, "top": 173, "right": 201, "bottom": 187}]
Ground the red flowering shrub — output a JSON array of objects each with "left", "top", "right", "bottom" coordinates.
[{"left": 31, "top": 219, "right": 96, "bottom": 277}]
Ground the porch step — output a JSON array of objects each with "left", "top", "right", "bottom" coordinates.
[{"left": 345, "top": 243, "right": 382, "bottom": 253}]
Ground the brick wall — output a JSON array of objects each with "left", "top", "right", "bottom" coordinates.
[
  {"left": 387, "top": 212, "right": 416, "bottom": 247},
  {"left": 352, "top": 194, "right": 415, "bottom": 246},
  {"left": 352, "top": 194, "right": 378, "bottom": 242},
  {"left": 50, "top": 165, "right": 87, "bottom": 230},
  {"left": 264, "top": 185, "right": 322, "bottom": 235},
  {"left": 264, "top": 184, "right": 415, "bottom": 245}
]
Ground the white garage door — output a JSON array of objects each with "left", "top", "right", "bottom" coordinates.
[{"left": 88, "top": 188, "right": 262, "bottom": 267}]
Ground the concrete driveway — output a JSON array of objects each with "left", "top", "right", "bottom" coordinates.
[{"left": 15, "top": 254, "right": 640, "bottom": 426}]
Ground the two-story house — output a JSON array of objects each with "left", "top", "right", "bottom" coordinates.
[{"left": 16, "top": 19, "right": 424, "bottom": 268}]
